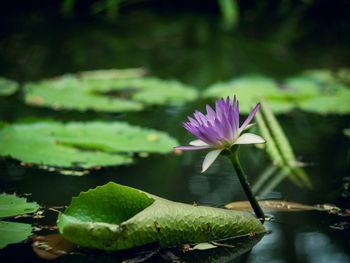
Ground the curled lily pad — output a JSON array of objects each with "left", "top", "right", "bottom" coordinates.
[
  {"left": 58, "top": 182, "right": 265, "bottom": 251},
  {"left": 0, "top": 77, "right": 18, "bottom": 96},
  {"left": 0, "top": 193, "right": 39, "bottom": 218},
  {"left": 24, "top": 70, "right": 198, "bottom": 112},
  {"left": 0, "top": 194, "right": 39, "bottom": 248},
  {"left": 0, "top": 121, "right": 178, "bottom": 172}
]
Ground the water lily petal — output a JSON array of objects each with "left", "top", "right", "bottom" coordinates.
[
  {"left": 233, "top": 133, "right": 265, "bottom": 145},
  {"left": 205, "top": 104, "right": 216, "bottom": 123},
  {"left": 215, "top": 99, "right": 226, "bottom": 121},
  {"left": 240, "top": 103, "right": 260, "bottom": 132},
  {"left": 187, "top": 117, "right": 200, "bottom": 127},
  {"left": 175, "top": 145, "right": 211, "bottom": 151},
  {"left": 194, "top": 110, "right": 208, "bottom": 126},
  {"left": 201, "top": 149, "right": 223, "bottom": 173},
  {"left": 189, "top": 140, "right": 209, "bottom": 147}
]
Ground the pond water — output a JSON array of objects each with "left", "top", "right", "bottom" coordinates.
[{"left": 1, "top": 4, "right": 350, "bottom": 263}]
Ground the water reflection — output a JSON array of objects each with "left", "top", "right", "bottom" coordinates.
[
  {"left": 249, "top": 213, "right": 350, "bottom": 263},
  {"left": 295, "top": 232, "right": 350, "bottom": 263}
]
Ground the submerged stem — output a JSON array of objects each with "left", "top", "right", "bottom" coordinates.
[{"left": 228, "top": 147, "right": 265, "bottom": 222}]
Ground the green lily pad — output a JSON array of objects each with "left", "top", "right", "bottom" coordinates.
[
  {"left": 77, "top": 68, "right": 147, "bottom": 80},
  {"left": 0, "top": 77, "right": 18, "bottom": 96},
  {"left": 0, "top": 194, "right": 39, "bottom": 248},
  {"left": 298, "top": 87, "right": 350, "bottom": 115},
  {"left": 203, "top": 75, "right": 295, "bottom": 114},
  {"left": 284, "top": 70, "right": 350, "bottom": 115},
  {"left": 301, "top": 69, "right": 350, "bottom": 86},
  {"left": 58, "top": 182, "right": 265, "bottom": 251},
  {"left": 283, "top": 77, "right": 322, "bottom": 98},
  {"left": 0, "top": 221, "right": 33, "bottom": 249},
  {"left": 0, "top": 193, "right": 39, "bottom": 218},
  {"left": 344, "top": 128, "right": 350, "bottom": 137},
  {"left": 204, "top": 70, "right": 350, "bottom": 115},
  {"left": 0, "top": 121, "right": 178, "bottom": 171},
  {"left": 24, "top": 71, "right": 198, "bottom": 112}
]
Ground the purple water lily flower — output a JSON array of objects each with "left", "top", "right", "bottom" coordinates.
[{"left": 176, "top": 96, "right": 265, "bottom": 173}]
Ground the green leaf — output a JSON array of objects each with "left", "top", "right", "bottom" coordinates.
[
  {"left": 203, "top": 75, "right": 294, "bottom": 114},
  {"left": 78, "top": 68, "right": 147, "bottom": 80},
  {"left": 58, "top": 182, "right": 265, "bottom": 251},
  {"left": 193, "top": 242, "right": 217, "bottom": 250},
  {"left": 345, "top": 128, "right": 350, "bottom": 137},
  {"left": 225, "top": 200, "right": 316, "bottom": 212},
  {"left": 0, "top": 194, "right": 39, "bottom": 248},
  {"left": 284, "top": 70, "right": 350, "bottom": 115},
  {"left": 301, "top": 69, "right": 350, "bottom": 86},
  {"left": 299, "top": 87, "right": 350, "bottom": 115},
  {"left": 0, "top": 221, "right": 32, "bottom": 249},
  {"left": 0, "top": 121, "right": 178, "bottom": 172},
  {"left": 204, "top": 70, "right": 350, "bottom": 115},
  {"left": 0, "top": 194, "right": 39, "bottom": 218},
  {"left": 24, "top": 71, "right": 198, "bottom": 112},
  {"left": 0, "top": 77, "right": 18, "bottom": 96}
]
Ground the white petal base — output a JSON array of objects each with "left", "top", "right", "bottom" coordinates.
[
  {"left": 234, "top": 133, "right": 265, "bottom": 145},
  {"left": 189, "top": 140, "right": 210, "bottom": 147},
  {"left": 201, "top": 149, "right": 223, "bottom": 173}
]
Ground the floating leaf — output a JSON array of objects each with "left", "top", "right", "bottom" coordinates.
[
  {"left": 0, "top": 194, "right": 39, "bottom": 248},
  {"left": 225, "top": 200, "right": 345, "bottom": 215},
  {"left": 0, "top": 121, "right": 178, "bottom": 172},
  {"left": 225, "top": 200, "right": 315, "bottom": 212},
  {"left": 345, "top": 128, "right": 350, "bottom": 137},
  {"left": 203, "top": 75, "right": 293, "bottom": 114},
  {"left": 0, "top": 221, "right": 32, "bottom": 249},
  {"left": 302, "top": 69, "right": 350, "bottom": 86},
  {"left": 0, "top": 194, "right": 39, "bottom": 218},
  {"left": 290, "top": 69, "right": 350, "bottom": 115},
  {"left": 24, "top": 71, "right": 198, "bottom": 112},
  {"left": 0, "top": 77, "right": 18, "bottom": 96},
  {"left": 24, "top": 76, "right": 143, "bottom": 112},
  {"left": 299, "top": 87, "right": 350, "bottom": 115},
  {"left": 283, "top": 77, "right": 321, "bottom": 98},
  {"left": 192, "top": 242, "right": 217, "bottom": 250},
  {"left": 179, "top": 235, "right": 262, "bottom": 262},
  {"left": 58, "top": 182, "right": 265, "bottom": 251},
  {"left": 32, "top": 234, "right": 75, "bottom": 260},
  {"left": 77, "top": 68, "right": 147, "bottom": 80},
  {"left": 204, "top": 69, "right": 350, "bottom": 115}
]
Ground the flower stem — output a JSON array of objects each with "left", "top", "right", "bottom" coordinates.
[{"left": 228, "top": 148, "right": 265, "bottom": 222}]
